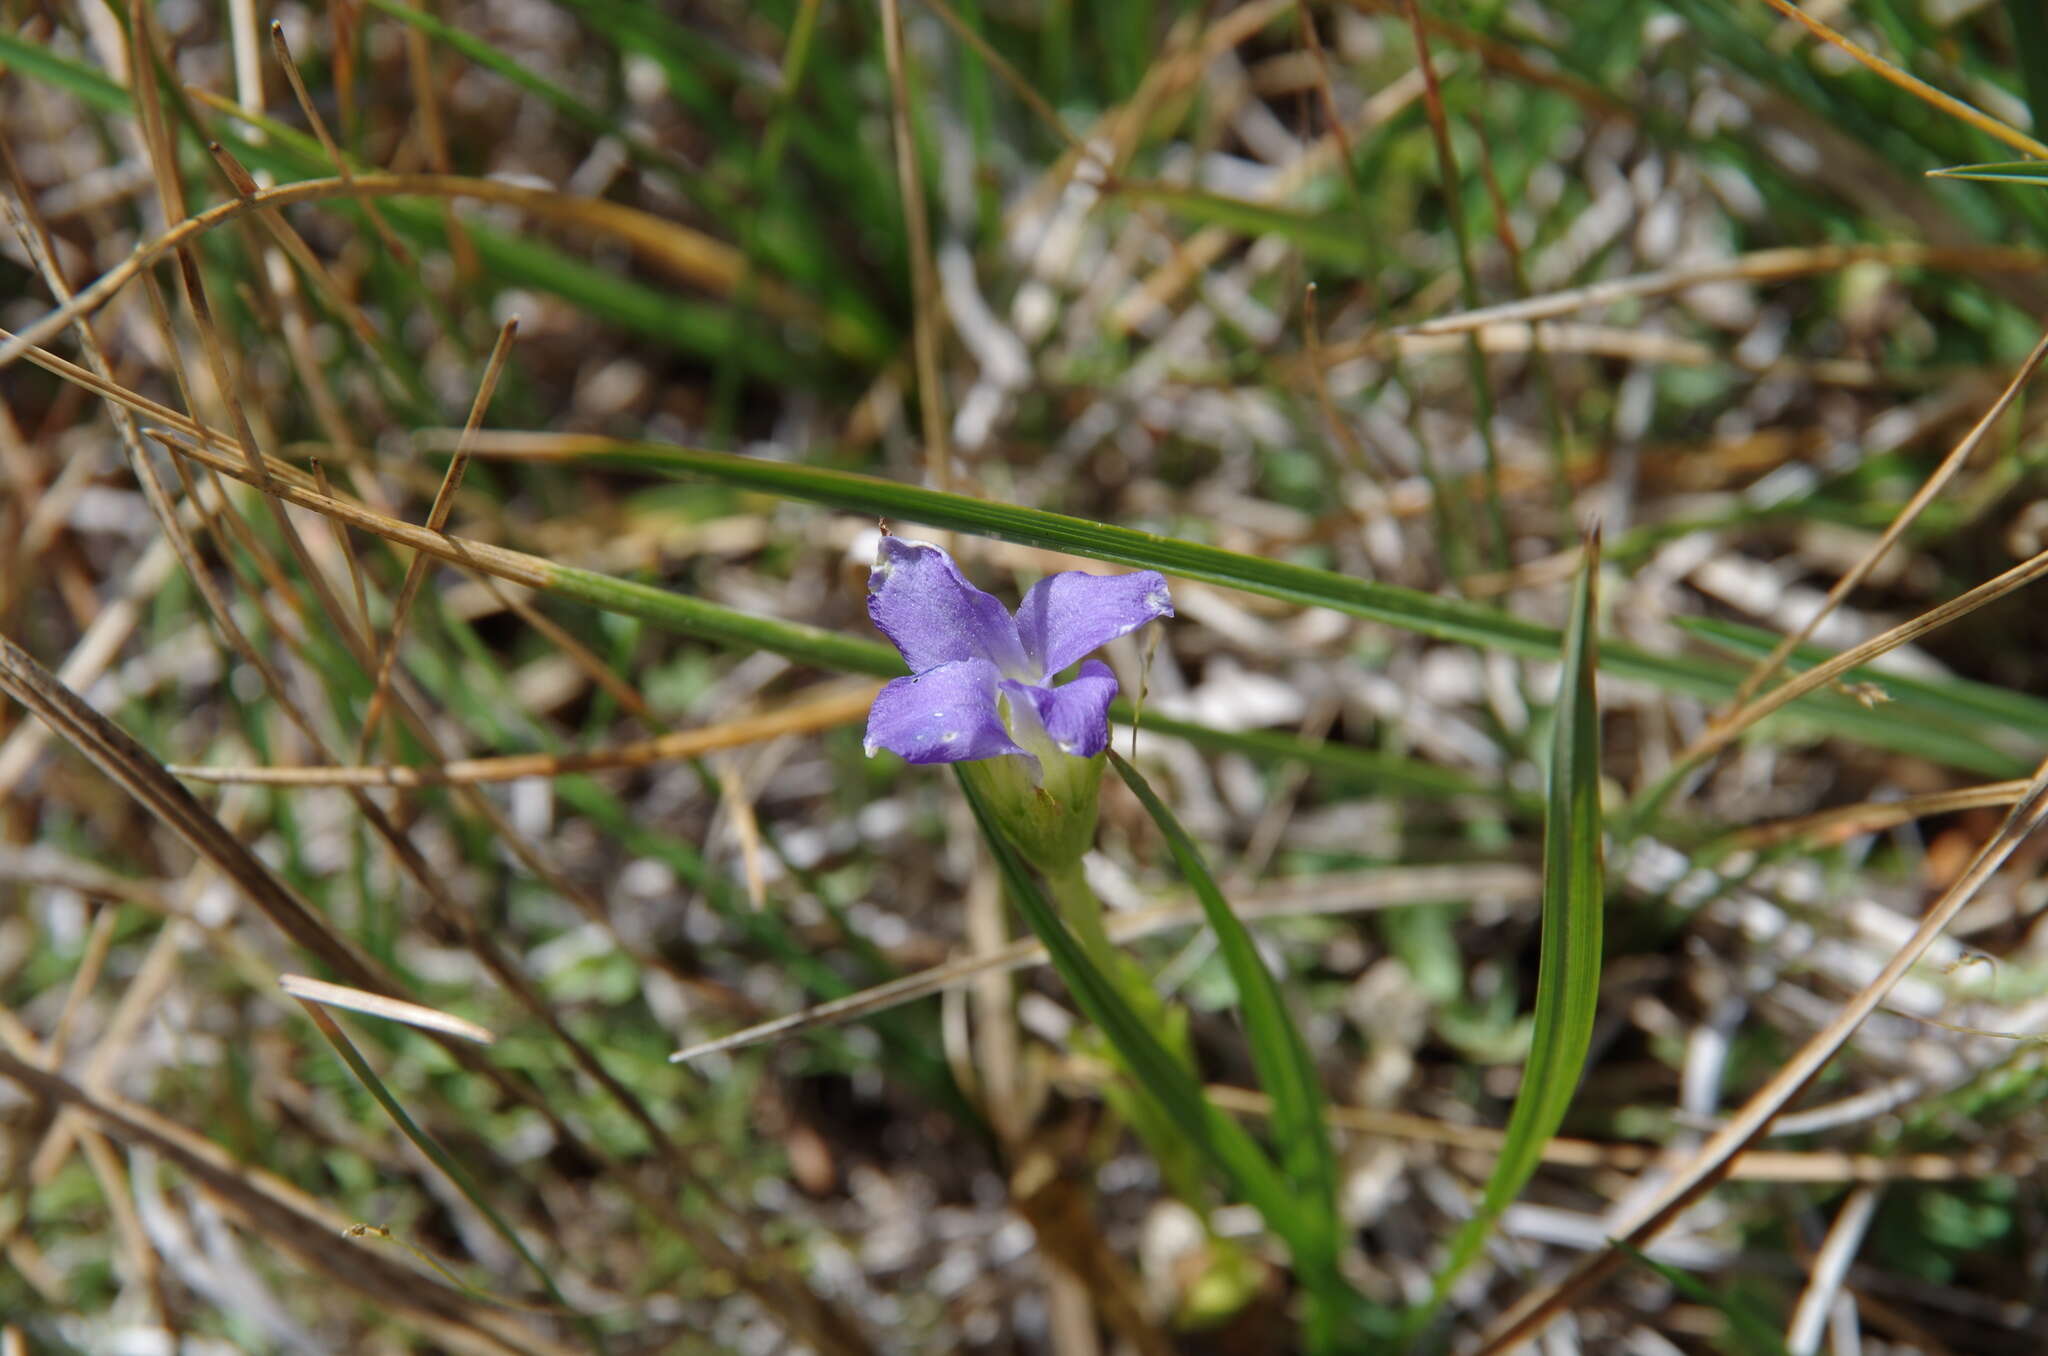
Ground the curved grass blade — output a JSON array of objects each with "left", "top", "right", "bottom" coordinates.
[
  {"left": 955, "top": 771, "right": 1313, "bottom": 1264},
  {"left": 1108, "top": 754, "right": 1338, "bottom": 1243},
  {"left": 1405, "top": 531, "right": 1607, "bottom": 1342},
  {"left": 1108, "top": 751, "right": 1359, "bottom": 1345}
]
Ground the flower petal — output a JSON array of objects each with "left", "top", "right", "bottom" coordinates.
[
  {"left": 868, "top": 537, "right": 1028, "bottom": 675},
  {"left": 1014, "top": 569, "right": 1174, "bottom": 682},
  {"left": 1004, "top": 661, "right": 1121, "bottom": 759},
  {"left": 864, "top": 659, "right": 1027, "bottom": 765}
]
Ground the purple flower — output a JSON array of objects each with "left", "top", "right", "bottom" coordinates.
[{"left": 863, "top": 537, "right": 1173, "bottom": 772}]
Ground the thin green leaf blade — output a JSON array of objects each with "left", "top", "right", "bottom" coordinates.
[
  {"left": 1927, "top": 160, "right": 2048, "bottom": 186},
  {"left": 0, "top": 31, "right": 129, "bottom": 112},
  {"left": 2009, "top": 0, "right": 2048, "bottom": 149},
  {"left": 486, "top": 436, "right": 2037, "bottom": 770},
  {"left": 954, "top": 770, "right": 1317, "bottom": 1263},
  {"left": 1116, "top": 183, "right": 1372, "bottom": 266},
  {"left": 1108, "top": 751, "right": 1377, "bottom": 1348},
  {"left": 292, "top": 1000, "right": 596, "bottom": 1342},
  {"left": 1613, "top": 1242, "right": 1795, "bottom": 1356},
  {"left": 1108, "top": 751, "right": 1341, "bottom": 1271},
  {"left": 1408, "top": 532, "right": 1608, "bottom": 1335}
]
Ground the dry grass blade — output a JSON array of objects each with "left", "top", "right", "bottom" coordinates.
[
  {"left": 399, "top": 13, "right": 479, "bottom": 279},
  {"left": 911, "top": 0, "right": 1080, "bottom": 149},
  {"left": 1725, "top": 325, "right": 2048, "bottom": 710},
  {"left": 268, "top": 19, "right": 410, "bottom": 264},
  {"left": 672, "top": 863, "right": 1537, "bottom": 1061},
  {"left": 879, "top": 0, "right": 953, "bottom": 496},
  {"left": 278, "top": 974, "right": 497, "bottom": 1045},
  {"left": 1738, "top": 780, "right": 2033, "bottom": 847},
  {"left": 1472, "top": 752, "right": 2048, "bottom": 1354},
  {"left": 42, "top": 905, "right": 116, "bottom": 1069},
  {"left": 1756, "top": 0, "right": 2048, "bottom": 161},
  {"left": 0, "top": 171, "right": 820, "bottom": 378},
  {"left": 0, "top": 1048, "right": 573, "bottom": 1356},
  {"left": 1685, "top": 538, "right": 2048, "bottom": 770},
  {"left": 174, "top": 684, "right": 877, "bottom": 785},
  {"left": 145, "top": 426, "right": 550, "bottom": 586},
  {"left": 1172, "top": 1084, "right": 2004, "bottom": 1185},
  {"left": 0, "top": 634, "right": 389, "bottom": 990},
  {"left": 1378, "top": 243, "right": 2047, "bottom": 345},
  {"left": 355, "top": 316, "right": 519, "bottom": 756},
  {"left": 1786, "top": 1186, "right": 1880, "bottom": 1353}
]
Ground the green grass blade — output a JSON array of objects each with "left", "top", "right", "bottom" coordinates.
[
  {"left": 1674, "top": 616, "right": 2043, "bottom": 769},
  {"left": 291, "top": 998, "right": 596, "bottom": 1342},
  {"left": 1612, "top": 1242, "right": 1794, "bottom": 1356},
  {"left": 521, "top": 437, "right": 1568, "bottom": 651},
  {"left": 1108, "top": 753, "right": 1338, "bottom": 1234},
  {"left": 1406, "top": 534, "right": 1607, "bottom": 1340},
  {"left": 955, "top": 769, "right": 1318, "bottom": 1266},
  {"left": 0, "top": 30, "right": 129, "bottom": 112},
  {"left": 539, "top": 561, "right": 903, "bottom": 677},
  {"left": 1115, "top": 183, "right": 1373, "bottom": 266},
  {"left": 505, "top": 437, "right": 2036, "bottom": 770},
  {"left": 362, "top": 0, "right": 643, "bottom": 150},
  {"left": 1108, "top": 751, "right": 1352, "bottom": 1332},
  {"left": 1927, "top": 160, "right": 2048, "bottom": 186},
  {"left": 2009, "top": 1, "right": 2048, "bottom": 151}
]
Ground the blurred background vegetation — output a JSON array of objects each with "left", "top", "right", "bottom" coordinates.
[{"left": 6, "top": 0, "right": 2048, "bottom": 1351}]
